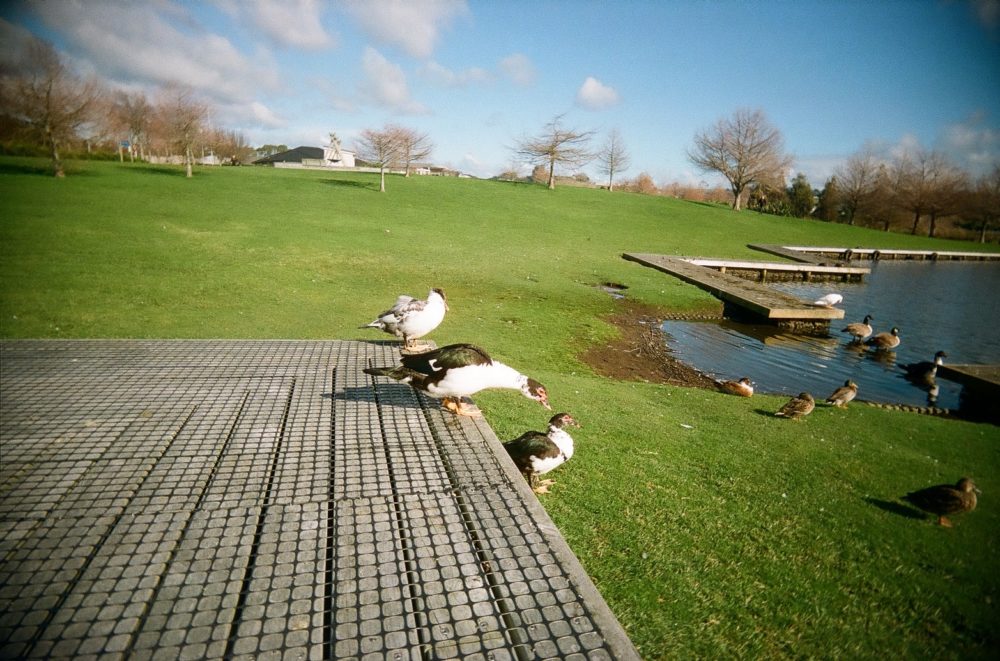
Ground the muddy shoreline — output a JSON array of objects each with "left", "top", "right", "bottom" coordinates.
[{"left": 578, "top": 300, "right": 719, "bottom": 389}]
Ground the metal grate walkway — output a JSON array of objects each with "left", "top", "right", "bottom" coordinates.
[{"left": 0, "top": 340, "right": 638, "bottom": 660}]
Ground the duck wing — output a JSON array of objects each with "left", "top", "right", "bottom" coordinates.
[
  {"left": 903, "top": 485, "right": 969, "bottom": 515},
  {"left": 399, "top": 343, "right": 492, "bottom": 375},
  {"left": 503, "top": 431, "right": 560, "bottom": 471}
]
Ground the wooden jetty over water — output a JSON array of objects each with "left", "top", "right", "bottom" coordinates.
[
  {"left": 623, "top": 253, "right": 845, "bottom": 327},
  {"left": 685, "top": 257, "right": 869, "bottom": 282},
  {"left": 750, "top": 244, "right": 1000, "bottom": 263}
]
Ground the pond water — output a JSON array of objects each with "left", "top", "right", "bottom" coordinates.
[{"left": 661, "top": 260, "right": 1000, "bottom": 411}]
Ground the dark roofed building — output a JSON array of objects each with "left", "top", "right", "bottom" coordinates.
[{"left": 252, "top": 146, "right": 325, "bottom": 165}]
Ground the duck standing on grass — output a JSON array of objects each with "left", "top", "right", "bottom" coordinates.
[
  {"left": 363, "top": 343, "right": 550, "bottom": 417},
  {"left": 826, "top": 380, "right": 859, "bottom": 407},
  {"left": 901, "top": 351, "right": 947, "bottom": 385},
  {"left": 503, "top": 413, "right": 580, "bottom": 494},
  {"left": 902, "top": 477, "right": 979, "bottom": 527},
  {"left": 866, "top": 326, "right": 901, "bottom": 351},
  {"left": 715, "top": 377, "right": 754, "bottom": 397},
  {"left": 361, "top": 288, "right": 448, "bottom": 351},
  {"left": 775, "top": 392, "right": 815, "bottom": 420},
  {"left": 841, "top": 314, "right": 874, "bottom": 342}
]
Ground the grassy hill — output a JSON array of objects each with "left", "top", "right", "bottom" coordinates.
[{"left": 2, "top": 158, "right": 998, "bottom": 658}]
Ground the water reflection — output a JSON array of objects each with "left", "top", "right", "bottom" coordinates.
[{"left": 662, "top": 260, "right": 1000, "bottom": 411}]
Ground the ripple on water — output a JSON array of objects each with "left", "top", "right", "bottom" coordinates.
[{"left": 661, "top": 260, "right": 1000, "bottom": 411}]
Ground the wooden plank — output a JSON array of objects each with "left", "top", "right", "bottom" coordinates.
[
  {"left": 747, "top": 243, "right": 832, "bottom": 264},
  {"left": 683, "top": 257, "right": 869, "bottom": 276},
  {"left": 623, "top": 253, "right": 845, "bottom": 320}
]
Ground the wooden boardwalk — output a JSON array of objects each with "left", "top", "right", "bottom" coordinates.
[
  {"left": 623, "top": 253, "right": 845, "bottom": 322},
  {"left": 684, "top": 257, "right": 868, "bottom": 282},
  {"left": 750, "top": 244, "right": 1000, "bottom": 262},
  {"left": 0, "top": 340, "right": 638, "bottom": 660}
]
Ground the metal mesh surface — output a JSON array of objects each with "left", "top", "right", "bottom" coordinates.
[{"left": 1, "top": 340, "right": 636, "bottom": 659}]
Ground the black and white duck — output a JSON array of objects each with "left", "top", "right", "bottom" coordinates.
[
  {"left": 775, "top": 392, "right": 815, "bottom": 420},
  {"left": 825, "top": 380, "right": 858, "bottom": 407},
  {"left": 902, "top": 477, "right": 979, "bottom": 527},
  {"left": 841, "top": 314, "right": 874, "bottom": 342},
  {"left": 901, "top": 351, "right": 947, "bottom": 385},
  {"left": 503, "top": 412, "right": 580, "bottom": 494},
  {"left": 715, "top": 377, "right": 754, "bottom": 397},
  {"left": 866, "top": 326, "right": 901, "bottom": 351},
  {"left": 361, "top": 288, "right": 448, "bottom": 351},
  {"left": 363, "top": 343, "right": 550, "bottom": 416}
]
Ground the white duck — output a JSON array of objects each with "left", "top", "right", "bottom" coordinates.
[
  {"left": 361, "top": 288, "right": 448, "bottom": 351},
  {"left": 363, "top": 343, "right": 550, "bottom": 416}
]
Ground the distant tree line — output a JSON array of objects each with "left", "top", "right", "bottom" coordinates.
[{"left": 0, "top": 38, "right": 254, "bottom": 177}]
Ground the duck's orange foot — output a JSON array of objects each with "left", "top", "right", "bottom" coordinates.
[
  {"left": 441, "top": 398, "right": 481, "bottom": 417},
  {"left": 533, "top": 479, "right": 555, "bottom": 494},
  {"left": 938, "top": 516, "right": 954, "bottom": 528}
]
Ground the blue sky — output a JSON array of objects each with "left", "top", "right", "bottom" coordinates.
[{"left": 2, "top": 0, "right": 998, "bottom": 185}]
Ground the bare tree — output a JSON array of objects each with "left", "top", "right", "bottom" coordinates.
[
  {"left": 963, "top": 164, "right": 1000, "bottom": 243},
  {"left": 597, "top": 128, "right": 630, "bottom": 191},
  {"left": 0, "top": 39, "right": 103, "bottom": 177},
  {"left": 924, "top": 156, "right": 968, "bottom": 238},
  {"left": 392, "top": 126, "right": 433, "bottom": 177},
  {"left": 892, "top": 148, "right": 964, "bottom": 236},
  {"left": 355, "top": 126, "right": 402, "bottom": 192},
  {"left": 156, "top": 84, "right": 208, "bottom": 178},
  {"left": 687, "top": 108, "right": 792, "bottom": 211},
  {"left": 112, "top": 90, "right": 152, "bottom": 162},
  {"left": 513, "top": 114, "right": 595, "bottom": 189},
  {"left": 834, "top": 148, "right": 881, "bottom": 225}
]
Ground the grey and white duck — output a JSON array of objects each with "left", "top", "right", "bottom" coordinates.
[{"left": 361, "top": 288, "right": 448, "bottom": 351}]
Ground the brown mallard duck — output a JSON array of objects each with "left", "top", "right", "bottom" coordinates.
[
  {"left": 825, "top": 380, "right": 858, "bottom": 407},
  {"left": 775, "top": 392, "right": 815, "bottom": 420},
  {"left": 715, "top": 377, "right": 754, "bottom": 397},
  {"left": 866, "top": 326, "right": 900, "bottom": 350},
  {"left": 841, "top": 314, "right": 874, "bottom": 342},
  {"left": 503, "top": 413, "right": 580, "bottom": 494},
  {"left": 902, "top": 477, "right": 979, "bottom": 527}
]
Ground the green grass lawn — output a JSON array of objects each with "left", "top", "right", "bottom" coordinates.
[{"left": 2, "top": 158, "right": 999, "bottom": 658}]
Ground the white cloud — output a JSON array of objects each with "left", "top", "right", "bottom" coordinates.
[
  {"left": 341, "top": 0, "right": 467, "bottom": 59},
  {"left": 249, "top": 101, "right": 285, "bottom": 128},
  {"left": 359, "top": 47, "right": 427, "bottom": 114},
  {"left": 420, "top": 60, "right": 490, "bottom": 87},
  {"left": 27, "top": 0, "right": 281, "bottom": 105},
  {"left": 575, "top": 76, "right": 620, "bottom": 110},
  {"left": 230, "top": 0, "right": 334, "bottom": 50},
  {"left": 499, "top": 53, "right": 536, "bottom": 86},
  {"left": 939, "top": 114, "right": 1000, "bottom": 175}
]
